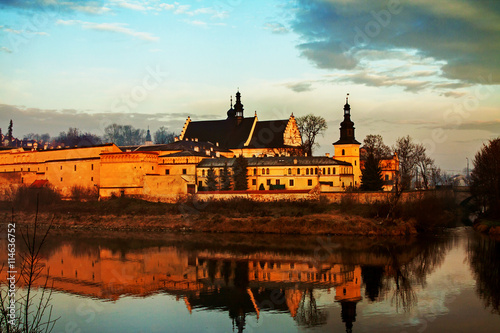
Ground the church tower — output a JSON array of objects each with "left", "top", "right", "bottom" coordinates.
[
  {"left": 234, "top": 90, "right": 244, "bottom": 122},
  {"left": 145, "top": 126, "right": 153, "bottom": 146},
  {"left": 333, "top": 94, "right": 361, "bottom": 187}
]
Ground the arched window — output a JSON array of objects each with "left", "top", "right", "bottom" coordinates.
[
  {"left": 306, "top": 168, "right": 309, "bottom": 175},
  {"left": 333, "top": 168, "right": 336, "bottom": 174},
  {"left": 310, "top": 168, "right": 313, "bottom": 175},
  {"left": 328, "top": 167, "right": 331, "bottom": 175},
  {"left": 297, "top": 168, "right": 300, "bottom": 175},
  {"left": 355, "top": 160, "right": 357, "bottom": 166},
  {"left": 254, "top": 168, "right": 257, "bottom": 175},
  {"left": 288, "top": 168, "right": 292, "bottom": 175},
  {"left": 262, "top": 168, "right": 265, "bottom": 175},
  {"left": 202, "top": 170, "right": 205, "bottom": 176},
  {"left": 342, "top": 149, "right": 345, "bottom": 156},
  {"left": 322, "top": 168, "right": 326, "bottom": 175},
  {"left": 266, "top": 168, "right": 270, "bottom": 175},
  {"left": 315, "top": 168, "right": 318, "bottom": 175}
]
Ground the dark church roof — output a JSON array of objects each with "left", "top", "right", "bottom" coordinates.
[
  {"left": 183, "top": 117, "right": 256, "bottom": 149},
  {"left": 247, "top": 120, "right": 290, "bottom": 148}
]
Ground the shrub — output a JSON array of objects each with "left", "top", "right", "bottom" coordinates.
[
  {"left": 70, "top": 185, "right": 99, "bottom": 201},
  {"left": 12, "top": 185, "right": 62, "bottom": 210}
]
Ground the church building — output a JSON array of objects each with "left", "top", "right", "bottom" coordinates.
[{"left": 178, "top": 91, "right": 303, "bottom": 158}]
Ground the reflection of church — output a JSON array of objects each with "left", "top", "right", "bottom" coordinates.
[{"left": 2, "top": 241, "right": 363, "bottom": 332}]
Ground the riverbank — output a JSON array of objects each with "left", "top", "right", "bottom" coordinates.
[
  {"left": 4, "top": 210, "right": 418, "bottom": 236},
  {"left": 473, "top": 219, "right": 500, "bottom": 240},
  {"left": 0, "top": 194, "right": 462, "bottom": 235}
]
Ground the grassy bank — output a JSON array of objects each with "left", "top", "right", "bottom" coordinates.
[{"left": 0, "top": 187, "right": 461, "bottom": 235}]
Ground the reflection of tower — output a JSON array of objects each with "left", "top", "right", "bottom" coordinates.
[
  {"left": 340, "top": 301, "right": 357, "bottom": 333},
  {"left": 335, "top": 266, "right": 362, "bottom": 333}
]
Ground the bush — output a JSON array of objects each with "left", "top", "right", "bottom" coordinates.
[
  {"left": 70, "top": 185, "right": 99, "bottom": 201},
  {"left": 12, "top": 185, "right": 62, "bottom": 210}
]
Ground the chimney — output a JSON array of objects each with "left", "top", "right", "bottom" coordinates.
[
  {"left": 174, "top": 136, "right": 179, "bottom": 142},
  {"left": 325, "top": 153, "right": 330, "bottom": 158}
]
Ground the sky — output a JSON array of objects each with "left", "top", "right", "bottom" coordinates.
[{"left": 0, "top": 0, "right": 499, "bottom": 173}]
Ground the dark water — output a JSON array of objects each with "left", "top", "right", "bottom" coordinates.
[{"left": 2, "top": 227, "right": 500, "bottom": 332}]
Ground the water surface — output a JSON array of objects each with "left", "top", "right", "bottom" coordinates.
[{"left": 2, "top": 227, "right": 499, "bottom": 332}]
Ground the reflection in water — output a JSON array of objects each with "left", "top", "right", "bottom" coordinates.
[
  {"left": 468, "top": 234, "right": 500, "bottom": 314},
  {"left": 1, "top": 229, "right": 495, "bottom": 332}
]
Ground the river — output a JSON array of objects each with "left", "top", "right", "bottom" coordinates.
[{"left": 1, "top": 227, "right": 500, "bottom": 332}]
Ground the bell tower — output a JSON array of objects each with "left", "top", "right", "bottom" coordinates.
[
  {"left": 333, "top": 94, "right": 361, "bottom": 187},
  {"left": 234, "top": 90, "right": 244, "bottom": 122}
]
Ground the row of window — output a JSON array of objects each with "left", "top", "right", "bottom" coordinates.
[{"left": 198, "top": 167, "right": 349, "bottom": 177}]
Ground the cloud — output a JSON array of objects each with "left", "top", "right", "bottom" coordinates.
[
  {"left": 56, "top": 19, "right": 159, "bottom": 42},
  {"left": 264, "top": 22, "right": 289, "bottom": 34},
  {"left": 441, "top": 91, "right": 467, "bottom": 98},
  {"left": 0, "top": 104, "right": 186, "bottom": 137},
  {"left": 2, "top": 27, "right": 49, "bottom": 36},
  {"left": 285, "top": 81, "right": 314, "bottom": 93},
  {"left": 0, "top": 47, "right": 13, "bottom": 53},
  {"left": 0, "top": 0, "right": 110, "bottom": 14},
  {"left": 290, "top": 0, "right": 500, "bottom": 86},
  {"left": 446, "top": 120, "right": 500, "bottom": 134}
]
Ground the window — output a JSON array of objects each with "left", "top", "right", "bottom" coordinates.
[
  {"left": 267, "top": 179, "right": 271, "bottom": 185},
  {"left": 289, "top": 179, "right": 294, "bottom": 186},
  {"left": 333, "top": 168, "right": 336, "bottom": 174},
  {"left": 74, "top": 165, "right": 76, "bottom": 171},
  {"left": 342, "top": 149, "right": 345, "bottom": 156},
  {"left": 252, "top": 179, "right": 256, "bottom": 185},
  {"left": 165, "top": 169, "right": 170, "bottom": 175},
  {"left": 342, "top": 182, "right": 345, "bottom": 187},
  {"left": 276, "top": 179, "right": 280, "bottom": 185},
  {"left": 322, "top": 168, "right": 325, "bottom": 174},
  {"left": 182, "top": 169, "right": 187, "bottom": 175},
  {"left": 152, "top": 166, "right": 154, "bottom": 171},
  {"left": 262, "top": 168, "right": 265, "bottom": 175},
  {"left": 328, "top": 167, "right": 331, "bottom": 175},
  {"left": 308, "top": 179, "right": 312, "bottom": 186},
  {"left": 198, "top": 181, "right": 202, "bottom": 188},
  {"left": 355, "top": 160, "right": 357, "bottom": 166},
  {"left": 28, "top": 168, "right": 30, "bottom": 172},
  {"left": 306, "top": 168, "right": 309, "bottom": 175},
  {"left": 254, "top": 168, "right": 257, "bottom": 175},
  {"left": 91, "top": 164, "right": 94, "bottom": 170},
  {"left": 297, "top": 168, "right": 300, "bottom": 175},
  {"left": 310, "top": 168, "right": 313, "bottom": 175},
  {"left": 315, "top": 168, "right": 318, "bottom": 175},
  {"left": 288, "top": 168, "right": 292, "bottom": 175},
  {"left": 60, "top": 166, "right": 62, "bottom": 170},
  {"left": 266, "top": 168, "right": 270, "bottom": 175},
  {"left": 202, "top": 170, "right": 205, "bottom": 177},
  {"left": 60, "top": 177, "right": 63, "bottom": 182},
  {"left": 385, "top": 174, "right": 389, "bottom": 180},
  {"left": 91, "top": 177, "right": 93, "bottom": 182}
]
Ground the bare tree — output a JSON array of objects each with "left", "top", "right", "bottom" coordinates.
[
  {"left": 153, "top": 126, "right": 176, "bottom": 144},
  {"left": 362, "top": 134, "right": 392, "bottom": 159},
  {"left": 394, "top": 136, "right": 418, "bottom": 190},
  {"left": 296, "top": 114, "right": 327, "bottom": 156}
]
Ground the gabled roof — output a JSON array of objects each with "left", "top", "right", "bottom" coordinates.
[
  {"left": 247, "top": 120, "right": 290, "bottom": 148},
  {"left": 183, "top": 117, "right": 256, "bottom": 149},
  {"left": 30, "top": 179, "right": 49, "bottom": 188}
]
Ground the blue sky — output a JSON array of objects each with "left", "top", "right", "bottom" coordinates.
[{"left": 1, "top": 0, "right": 499, "bottom": 172}]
